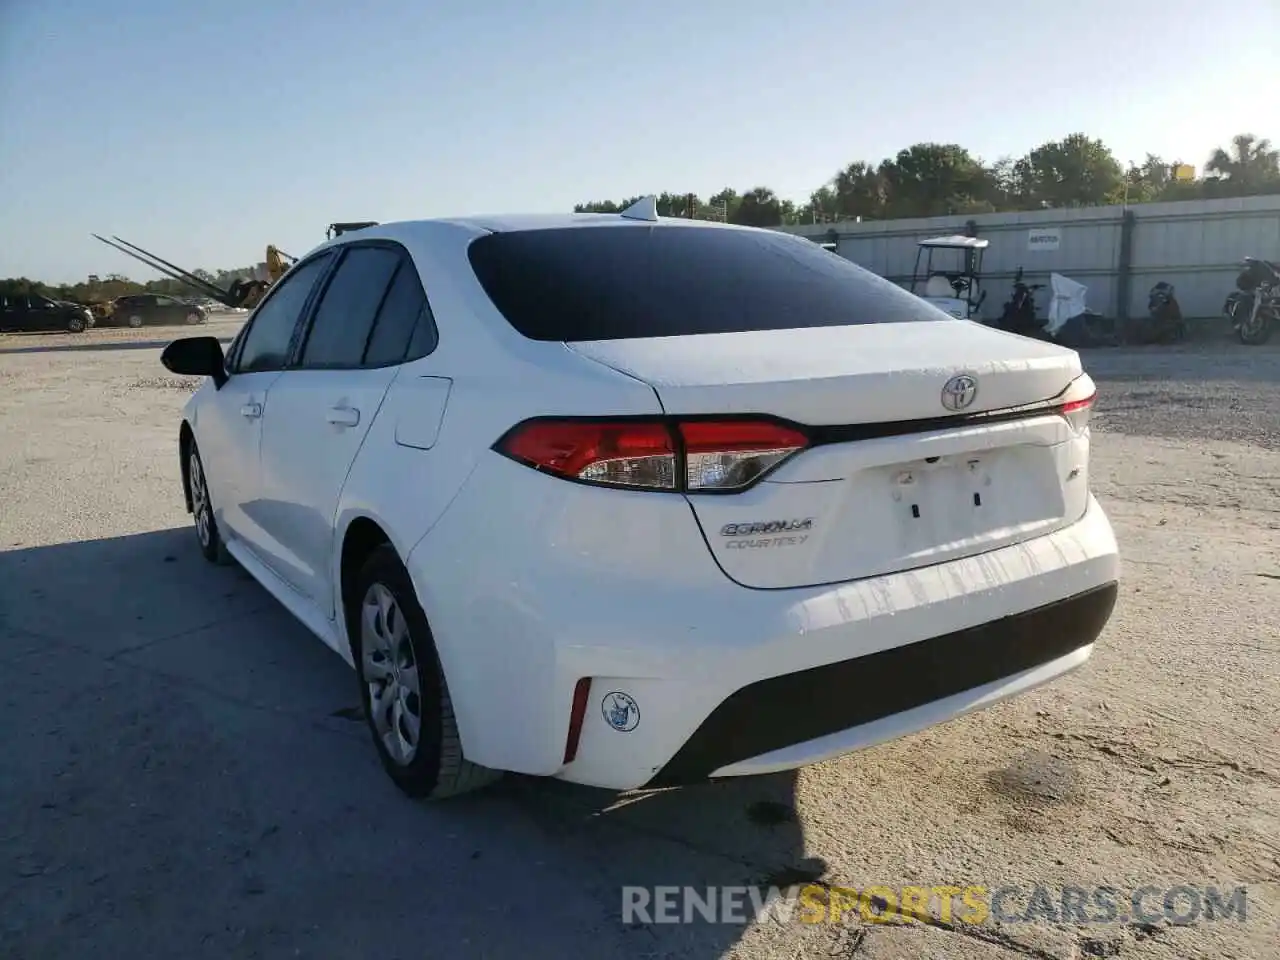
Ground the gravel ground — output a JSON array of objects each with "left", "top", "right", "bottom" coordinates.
[{"left": 0, "top": 320, "right": 1277, "bottom": 959}]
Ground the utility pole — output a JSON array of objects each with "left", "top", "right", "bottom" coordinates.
[{"left": 686, "top": 193, "right": 697, "bottom": 219}]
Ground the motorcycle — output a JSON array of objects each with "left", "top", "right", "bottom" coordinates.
[
  {"left": 996, "top": 267, "right": 1045, "bottom": 337},
  {"left": 1224, "top": 257, "right": 1279, "bottom": 346},
  {"left": 1135, "top": 281, "right": 1186, "bottom": 344}
]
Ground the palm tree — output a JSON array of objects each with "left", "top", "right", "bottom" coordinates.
[{"left": 1205, "top": 134, "right": 1280, "bottom": 189}]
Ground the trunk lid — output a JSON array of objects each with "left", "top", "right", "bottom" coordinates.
[
  {"left": 568, "top": 321, "right": 1092, "bottom": 589},
  {"left": 566, "top": 321, "right": 1081, "bottom": 424}
]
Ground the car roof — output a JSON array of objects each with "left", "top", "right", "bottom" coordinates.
[{"left": 313, "top": 210, "right": 755, "bottom": 251}]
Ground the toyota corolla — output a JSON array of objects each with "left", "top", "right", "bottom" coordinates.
[{"left": 160, "top": 200, "right": 1119, "bottom": 799}]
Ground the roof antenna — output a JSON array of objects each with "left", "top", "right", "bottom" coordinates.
[{"left": 619, "top": 195, "right": 659, "bottom": 222}]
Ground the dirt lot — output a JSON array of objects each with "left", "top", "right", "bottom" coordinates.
[{"left": 1, "top": 319, "right": 1277, "bottom": 959}]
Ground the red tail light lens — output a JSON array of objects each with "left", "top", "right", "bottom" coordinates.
[
  {"left": 495, "top": 418, "right": 809, "bottom": 493},
  {"left": 1058, "top": 392, "right": 1096, "bottom": 434},
  {"left": 497, "top": 420, "right": 677, "bottom": 489}
]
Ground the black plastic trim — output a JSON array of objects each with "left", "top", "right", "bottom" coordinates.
[{"left": 647, "top": 581, "right": 1119, "bottom": 787}]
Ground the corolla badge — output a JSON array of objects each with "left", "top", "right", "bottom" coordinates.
[
  {"left": 602, "top": 691, "right": 640, "bottom": 732},
  {"left": 941, "top": 374, "right": 978, "bottom": 412}
]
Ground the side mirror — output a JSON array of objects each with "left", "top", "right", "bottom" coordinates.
[{"left": 161, "top": 336, "right": 228, "bottom": 388}]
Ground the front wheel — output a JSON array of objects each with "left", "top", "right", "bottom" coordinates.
[
  {"left": 1237, "top": 308, "right": 1273, "bottom": 346},
  {"left": 127, "top": 314, "right": 143, "bottom": 329},
  {"left": 185, "top": 311, "right": 204, "bottom": 325},
  {"left": 187, "top": 441, "right": 231, "bottom": 564},
  {"left": 66, "top": 316, "right": 86, "bottom": 333},
  {"left": 352, "top": 545, "right": 501, "bottom": 800}
]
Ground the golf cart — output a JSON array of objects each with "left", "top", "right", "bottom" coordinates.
[{"left": 910, "top": 235, "right": 989, "bottom": 319}]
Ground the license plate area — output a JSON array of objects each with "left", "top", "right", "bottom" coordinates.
[{"left": 891, "top": 454, "right": 998, "bottom": 543}]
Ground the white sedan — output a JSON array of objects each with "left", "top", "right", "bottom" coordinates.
[{"left": 160, "top": 200, "right": 1120, "bottom": 799}]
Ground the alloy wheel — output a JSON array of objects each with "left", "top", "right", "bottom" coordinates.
[
  {"left": 361, "top": 582, "right": 423, "bottom": 766},
  {"left": 189, "top": 453, "right": 211, "bottom": 548}
]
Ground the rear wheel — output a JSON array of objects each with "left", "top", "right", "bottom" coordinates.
[
  {"left": 352, "top": 545, "right": 501, "bottom": 799},
  {"left": 127, "top": 314, "right": 143, "bottom": 329}
]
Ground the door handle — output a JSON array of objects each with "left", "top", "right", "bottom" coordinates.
[
  {"left": 240, "top": 402, "right": 262, "bottom": 419},
  {"left": 326, "top": 405, "right": 360, "bottom": 427}
]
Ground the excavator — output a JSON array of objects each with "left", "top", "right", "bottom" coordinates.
[{"left": 91, "top": 222, "right": 378, "bottom": 312}]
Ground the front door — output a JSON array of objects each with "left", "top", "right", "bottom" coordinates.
[
  {"left": 201, "top": 252, "right": 335, "bottom": 577},
  {"left": 195, "top": 369, "right": 282, "bottom": 545}
]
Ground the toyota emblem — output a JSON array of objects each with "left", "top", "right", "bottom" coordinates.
[{"left": 941, "top": 374, "right": 978, "bottom": 412}]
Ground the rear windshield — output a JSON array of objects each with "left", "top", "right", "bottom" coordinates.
[{"left": 467, "top": 225, "right": 945, "bottom": 341}]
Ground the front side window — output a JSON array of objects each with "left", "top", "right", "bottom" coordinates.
[{"left": 235, "top": 253, "right": 333, "bottom": 373}]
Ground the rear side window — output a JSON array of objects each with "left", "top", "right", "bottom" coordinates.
[
  {"left": 363, "top": 259, "right": 438, "bottom": 365},
  {"left": 299, "top": 246, "right": 401, "bottom": 368},
  {"left": 467, "top": 225, "right": 942, "bottom": 341}
]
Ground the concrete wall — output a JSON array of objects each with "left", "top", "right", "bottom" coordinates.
[{"left": 779, "top": 194, "right": 1280, "bottom": 322}]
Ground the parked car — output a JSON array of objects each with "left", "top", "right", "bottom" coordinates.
[
  {"left": 159, "top": 207, "right": 1121, "bottom": 801},
  {"left": 0, "top": 293, "right": 95, "bottom": 333},
  {"left": 107, "top": 294, "right": 207, "bottom": 328}
]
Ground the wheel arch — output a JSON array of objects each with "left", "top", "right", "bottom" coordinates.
[
  {"left": 337, "top": 514, "right": 400, "bottom": 664},
  {"left": 179, "top": 421, "right": 195, "bottom": 513},
  {"left": 334, "top": 513, "right": 484, "bottom": 757}
]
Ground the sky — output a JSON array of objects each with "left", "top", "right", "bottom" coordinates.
[{"left": 1, "top": 0, "right": 1277, "bottom": 284}]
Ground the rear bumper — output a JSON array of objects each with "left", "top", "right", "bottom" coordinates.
[
  {"left": 648, "top": 580, "right": 1116, "bottom": 786},
  {"left": 408, "top": 454, "right": 1120, "bottom": 791}
]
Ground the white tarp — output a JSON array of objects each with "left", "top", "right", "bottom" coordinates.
[{"left": 1046, "top": 272, "right": 1089, "bottom": 336}]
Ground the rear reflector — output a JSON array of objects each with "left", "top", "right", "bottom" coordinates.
[
  {"left": 563, "top": 678, "right": 592, "bottom": 764},
  {"left": 495, "top": 418, "right": 809, "bottom": 493}
]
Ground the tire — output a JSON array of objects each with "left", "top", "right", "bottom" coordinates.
[
  {"left": 185, "top": 311, "right": 203, "bottom": 325},
  {"left": 127, "top": 315, "right": 143, "bottom": 329},
  {"left": 1238, "top": 311, "right": 1273, "bottom": 346},
  {"left": 352, "top": 545, "right": 501, "bottom": 799},
  {"left": 67, "top": 316, "right": 85, "bottom": 333},
  {"left": 187, "top": 441, "right": 232, "bottom": 565}
]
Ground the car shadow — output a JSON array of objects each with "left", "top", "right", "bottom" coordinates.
[
  {"left": 0, "top": 527, "right": 818, "bottom": 958},
  {"left": 0, "top": 336, "right": 237, "bottom": 356}
]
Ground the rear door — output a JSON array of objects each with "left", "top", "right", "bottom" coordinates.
[{"left": 255, "top": 242, "right": 437, "bottom": 618}]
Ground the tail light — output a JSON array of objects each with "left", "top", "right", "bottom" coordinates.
[
  {"left": 495, "top": 418, "right": 809, "bottom": 493},
  {"left": 1055, "top": 376, "right": 1096, "bottom": 434}
]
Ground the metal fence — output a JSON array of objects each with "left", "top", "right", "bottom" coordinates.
[{"left": 778, "top": 194, "right": 1280, "bottom": 323}]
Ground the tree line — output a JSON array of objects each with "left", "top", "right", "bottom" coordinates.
[
  {"left": 0, "top": 265, "right": 258, "bottom": 308},
  {"left": 4, "top": 132, "right": 1276, "bottom": 299},
  {"left": 575, "top": 132, "right": 1280, "bottom": 228}
]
